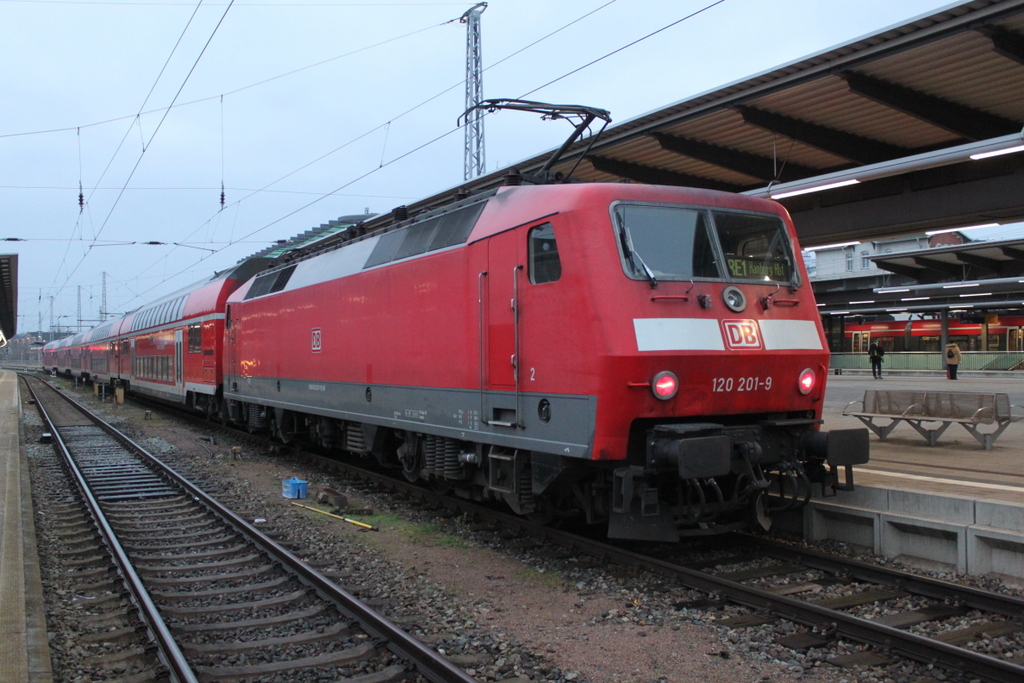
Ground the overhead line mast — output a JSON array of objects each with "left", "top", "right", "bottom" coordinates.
[{"left": 461, "top": 2, "right": 487, "bottom": 181}]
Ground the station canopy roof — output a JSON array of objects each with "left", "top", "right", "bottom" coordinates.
[
  {"left": 432, "top": 0, "right": 1024, "bottom": 249},
  {"left": 873, "top": 236, "right": 1024, "bottom": 282},
  {"left": 812, "top": 237, "right": 1024, "bottom": 317}
]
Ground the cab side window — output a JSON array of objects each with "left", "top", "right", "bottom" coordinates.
[{"left": 528, "top": 223, "right": 561, "bottom": 284}]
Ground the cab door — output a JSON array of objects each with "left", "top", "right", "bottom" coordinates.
[
  {"left": 487, "top": 229, "right": 521, "bottom": 388},
  {"left": 483, "top": 229, "right": 524, "bottom": 427}
]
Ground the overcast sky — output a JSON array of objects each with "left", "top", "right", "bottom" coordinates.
[{"left": 2, "top": 0, "right": 984, "bottom": 334}]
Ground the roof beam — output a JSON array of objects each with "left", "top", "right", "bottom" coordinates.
[
  {"left": 873, "top": 259, "right": 928, "bottom": 280},
  {"left": 585, "top": 155, "right": 744, "bottom": 191},
  {"left": 735, "top": 106, "right": 907, "bottom": 164},
  {"left": 978, "top": 26, "right": 1024, "bottom": 66},
  {"left": 912, "top": 255, "right": 964, "bottom": 277},
  {"left": 841, "top": 72, "right": 1021, "bottom": 140},
  {"left": 954, "top": 252, "right": 1006, "bottom": 274},
  {"left": 649, "top": 133, "right": 821, "bottom": 182},
  {"left": 1001, "top": 246, "right": 1024, "bottom": 260}
]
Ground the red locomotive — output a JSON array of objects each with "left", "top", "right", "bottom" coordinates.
[{"left": 44, "top": 180, "right": 868, "bottom": 541}]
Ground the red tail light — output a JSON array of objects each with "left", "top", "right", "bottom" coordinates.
[
  {"left": 798, "top": 368, "right": 815, "bottom": 395},
  {"left": 652, "top": 371, "right": 679, "bottom": 400}
]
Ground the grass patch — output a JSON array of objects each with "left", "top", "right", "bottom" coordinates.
[
  {"left": 357, "top": 512, "right": 467, "bottom": 547},
  {"left": 516, "top": 565, "right": 564, "bottom": 589}
]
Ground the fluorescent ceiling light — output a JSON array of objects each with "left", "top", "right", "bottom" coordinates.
[
  {"left": 771, "top": 179, "right": 860, "bottom": 200},
  {"left": 878, "top": 288, "right": 910, "bottom": 293},
  {"left": 885, "top": 308, "right": 907, "bottom": 312},
  {"left": 901, "top": 297, "right": 929, "bottom": 301},
  {"left": 943, "top": 283, "right": 979, "bottom": 289},
  {"left": 970, "top": 144, "right": 1024, "bottom": 160},
  {"left": 849, "top": 300, "right": 875, "bottom": 304},
  {"left": 925, "top": 222, "right": 1000, "bottom": 236},
  {"left": 949, "top": 304, "right": 973, "bottom": 309},
  {"left": 827, "top": 311, "right": 850, "bottom": 315},
  {"left": 747, "top": 132, "right": 1024, "bottom": 201},
  {"left": 960, "top": 292, "right": 992, "bottom": 298},
  {"left": 803, "top": 240, "right": 861, "bottom": 252}
]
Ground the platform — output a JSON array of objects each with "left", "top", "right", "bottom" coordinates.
[
  {"left": 0, "top": 370, "right": 52, "bottom": 682},
  {"left": 811, "top": 374, "right": 1024, "bottom": 579}
]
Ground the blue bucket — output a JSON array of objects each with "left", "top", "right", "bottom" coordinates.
[{"left": 282, "top": 477, "right": 308, "bottom": 499}]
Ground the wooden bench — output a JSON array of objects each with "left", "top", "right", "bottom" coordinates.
[{"left": 842, "top": 389, "right": 1024, "bottom": 450}]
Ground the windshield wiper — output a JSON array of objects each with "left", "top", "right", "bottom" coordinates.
[{"left": 615, "top": 212, "right": 657, "bottom": 288}]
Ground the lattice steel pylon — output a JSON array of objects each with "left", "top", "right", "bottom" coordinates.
[{"left": 461, "top": 2, "right": 487, "bottom": 181}]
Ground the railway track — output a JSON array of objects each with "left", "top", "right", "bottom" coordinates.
[
  {"left": 23, "top": 374, "right": 479, "bottom": 683},
  {"left": 39, "top": 373, "right": 1024, "bottom": 683}
]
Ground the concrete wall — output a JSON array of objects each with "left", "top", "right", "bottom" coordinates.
[{"left": 806, "top": 486, "right": 1024, "bottom": 579}]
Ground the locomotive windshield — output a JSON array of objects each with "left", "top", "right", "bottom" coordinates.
[{"left": 613, "top": 203, "right": 796, "bottom": 285}]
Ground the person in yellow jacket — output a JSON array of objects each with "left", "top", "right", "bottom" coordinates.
[{"left": 945, "top": 342, "right": 962, "bottom": 380}]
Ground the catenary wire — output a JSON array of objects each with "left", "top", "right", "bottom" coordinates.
[
  {"left": 53, "top": 0, "right": 237, "bottom": 299},
  {"left": 49, "top": 0, "right": 209, "bottom": 294},
  {"left": 0, "top": 19, "right": 457, "bottom": 140},
  {"left": 106, "top": 1, "right": 623, "bottom": 306},
  {"left": 112, "top": 1, "right": 727, "bottom": 312},
  {"left": 45, "top": 0, "right": 720, "bottom": 318}
]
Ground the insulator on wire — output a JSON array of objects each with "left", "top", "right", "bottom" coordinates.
[
  {"left": 78, "top": 182, "right": 84, "bottom": 212},
  {"left": 220, "top": 182, "right": 225, "bottom": 208}
]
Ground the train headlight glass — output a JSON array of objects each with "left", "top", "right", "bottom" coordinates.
[
  {"left": 798, "top": 368, "right": 816, "bottom": 395},
  {"left": 652, "top": 371, "right": 679, "bottom": 400},
  {"left": 723, "top": 286, "right": 746, "bottom": 313}
]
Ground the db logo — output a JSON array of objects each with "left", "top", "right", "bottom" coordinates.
[
  {"left": 722, "top": 320, "right": 762, "bottom": 349},
  {"left": 311, "top": 328, "right": 322, "bottom": 353}
]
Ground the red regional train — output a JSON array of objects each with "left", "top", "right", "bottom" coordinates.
[
  {"left": 44, "top": 181, "right": 868, "bottom": 541},
  {"left": 842, "top": 316, "right": 1024, "bottom": 354}
]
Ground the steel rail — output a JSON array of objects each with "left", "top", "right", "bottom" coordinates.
[
  {"left": 742, "top": 535, "right": 1024, "bottom": 618},
  {"left": 23, "top": 377, "right": 199, "bottom": 683},
  {"left": 566, "top": 538, "right": 1024, "bottom": 683},
  {"left": 33, "top": 377, "right": 478, "bottom": 683}
]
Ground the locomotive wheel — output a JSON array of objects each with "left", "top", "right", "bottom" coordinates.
[
  {"left": 396, "top": 433, "right": 422, "bottom": 482},
  {"left": 753, "top": 492, "right": 772, "bottom": 532}
]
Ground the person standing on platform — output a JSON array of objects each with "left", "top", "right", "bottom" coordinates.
[
  {"left": 945, "top": 342, "right": 962, "bottom": 380},
  {"left": 868, "top": 341, "right": 884, "bottom": 379}
]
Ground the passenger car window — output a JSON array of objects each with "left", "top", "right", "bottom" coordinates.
[
  {"left": 528, "top": 223, "right": 561, "bottom": 284},
  {"left": 188, "top": 324, "right": 202, "bottom": 353}
]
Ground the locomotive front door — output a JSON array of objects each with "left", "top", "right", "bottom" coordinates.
[{"left": 487, "top": 229, "right": 521, "bottom": 388}]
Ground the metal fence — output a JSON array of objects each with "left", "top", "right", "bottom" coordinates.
[{"left": 830, "top": 352, "right": 1024, "bottom": 372}]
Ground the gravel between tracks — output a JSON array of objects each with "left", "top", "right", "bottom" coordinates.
[{"left": 32, "top": 378, "right": 1022, "bottom": 683}]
